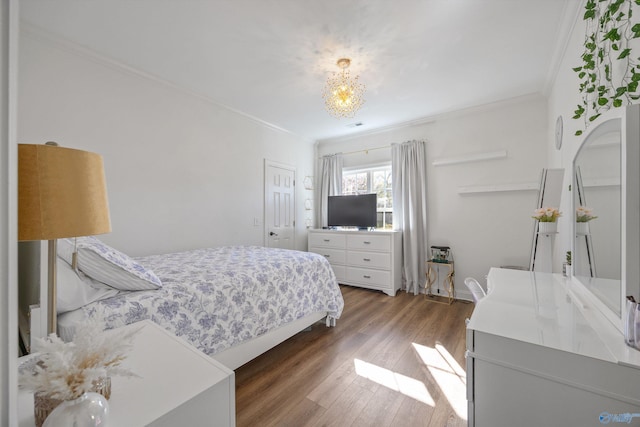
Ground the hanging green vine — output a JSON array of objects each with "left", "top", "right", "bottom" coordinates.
[{"left": 573, "top": 0, "right": 640, "bottom": 135}]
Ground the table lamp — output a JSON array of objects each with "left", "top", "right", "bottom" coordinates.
[{"left": 18, "top": 142, "right": 111, "bottom": 335}]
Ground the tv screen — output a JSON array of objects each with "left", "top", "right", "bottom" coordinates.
[{"left": 328, "top": 194, "right": 377, "bottom": 228}]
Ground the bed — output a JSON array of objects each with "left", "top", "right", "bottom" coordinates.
[{"left": 54, "top": 237, "right": 344, "bottom": 370}]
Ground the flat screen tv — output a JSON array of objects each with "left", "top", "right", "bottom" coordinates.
[{"left": 327, "top": 194, "right": 377, "bottom": 229}]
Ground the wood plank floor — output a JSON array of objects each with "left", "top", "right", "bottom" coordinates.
[{"left": 235, "top": 285, "right": 475, "bottom": 427}]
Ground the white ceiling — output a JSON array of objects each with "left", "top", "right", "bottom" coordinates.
[{"left": 20, "top": 1, "right": 579, "bottom": 142}]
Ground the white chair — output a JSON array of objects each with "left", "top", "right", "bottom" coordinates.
[{"left": 464, "top": 277, "right": 486, "bottom": 303}]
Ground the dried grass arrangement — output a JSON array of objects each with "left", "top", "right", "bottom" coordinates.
[{"left": 19, "top": 321, "right": 141, "bottom": 425}]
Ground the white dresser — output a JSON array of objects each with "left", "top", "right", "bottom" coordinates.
[
  {"left": 308, "top": 229, "right": 402, "bottom": 296},
  {"left": 466, "top": 268, "right": 640, "bottom": 427},
  {"left": 18, "top": 320, "right": 235, "bottom": 427}
]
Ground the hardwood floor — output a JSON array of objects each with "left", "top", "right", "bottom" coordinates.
[{"left": 235, "top": 286, "right": 475, "bottom": 427}]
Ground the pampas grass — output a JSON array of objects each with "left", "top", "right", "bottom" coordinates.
[{"left": 19, "top": 320, "right": 141, "bottom": 401}]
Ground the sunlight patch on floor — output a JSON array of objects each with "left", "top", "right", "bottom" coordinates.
[
  {"left": 353, "top": 358, "right": 436, "bottom": 406},
  {"left": 412, "top": 342, "right": 467, "bottom": 420}
]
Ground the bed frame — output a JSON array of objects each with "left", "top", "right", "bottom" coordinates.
[{"left": 212, "top": 311, "right": 331, "bottom": 370}]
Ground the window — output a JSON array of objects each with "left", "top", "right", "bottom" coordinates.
[{"left": 342, "top": 165, "right": 393, "bottom": 229}]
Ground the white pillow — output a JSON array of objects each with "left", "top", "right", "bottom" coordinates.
[
  {"left": 57, "top": 236, "right": 162, "bottom": 291},
  {"left": 57, "top": 258, "right": 119, "bottom": 313}
]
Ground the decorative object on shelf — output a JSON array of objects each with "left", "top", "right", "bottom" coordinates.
[
  {"left": 430, "top": 245, "right": 451, "bottom": 263},
  {"left": 532, "top": 207, "right": 562, "bottom": 222},
  {"left": 576, "top": 206, "right": 597, "bottom": 236},
  {"left": 576, "top": 222, "right": 590, "bottom": 235},
  {"left": 538, "top": 222, "right": 558, "bottom": 234},
  {"left": 19, "top": 322, "right": 141, "bottom": 427},
  {"left": 576, "top": 205, "right": 597, "bottom": 222},
  {"left": 42, "top": 392, "right": 109, "bottom": 427},
  {"left": 18, "top": 143, "right": 111, "bottom": 337},
  {"left": 533, "top": 207, "right": 562, "bottom": 234},
  {"left": 572, "top": 0, "right": 640, "bottom": 136},
  {"left": 322, "top": 58, "right": 365, "bottom": 118}
]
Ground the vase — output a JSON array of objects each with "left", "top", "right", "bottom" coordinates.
[
  {"left": 34, "top": 377, "right": 111, "bottom": 427},
  {"left": 576, "top": 222, "right": 590, "bottom": 235},
  {"left": 538, "top": 222, "right": 557, "bottom": 234},
  {"left": 42, "top": 392, "right": 109, "bottom": 427}
]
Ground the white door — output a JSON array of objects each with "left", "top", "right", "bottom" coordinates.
[{"left": 265, "top": 161, "right": 295, "bottom": 249}]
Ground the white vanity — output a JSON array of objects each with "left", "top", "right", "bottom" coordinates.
[
  {"left": 467, "top": 105, "right": 640, "bottom": 426},
  {"left": 466, "top": 268, "right": 640, "bottom": 427}
]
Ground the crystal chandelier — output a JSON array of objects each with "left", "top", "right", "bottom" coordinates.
[{"left": 322, "top": 58, "right": 365, "bottom": 119}]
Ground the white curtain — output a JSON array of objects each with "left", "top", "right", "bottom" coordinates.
[
  {"left": 316, "top": 154, "right": 343, "bottom": 227},
  {"left": 392, "top": 140, "right": 428, "bottom": 295}
]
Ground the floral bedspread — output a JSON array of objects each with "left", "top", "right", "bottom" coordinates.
[{"left": 75, "top": 246, "right": 344, "bottom": 356}]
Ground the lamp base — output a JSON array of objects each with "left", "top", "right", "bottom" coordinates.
[{"left": 47, "top": 239, "right": 57, "bottom": 335}]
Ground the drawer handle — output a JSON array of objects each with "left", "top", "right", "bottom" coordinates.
[
  {"left": 323, "top": 239, "right": 331, "bottom": 242},
  {"left": 324, "top": 254, "right": 331, "bottom": 258},
  {"left": 363, "top": 275, "right": 371, "bottom": 279},
  {"left": 363, "top": 258, "right": 371, "bottom": 262},
  {"left": 363, "top": 241, "right": 371, "bottom": 245}
]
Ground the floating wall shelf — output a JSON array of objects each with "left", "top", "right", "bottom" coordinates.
[
  {"left": 432, "top": 150, "right": 508, "bottom": 167},
  {"left": 583, "top": 177, "right": 620, "bottom": 188},
  {"left": 458, "top": 182, "right": 539, "bottom": 194}
]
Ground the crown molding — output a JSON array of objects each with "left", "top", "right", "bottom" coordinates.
[
  {"left": 317, "top": 93, "right": 545, "bottom": 144},
  {"left": 542, "top": 0, "right": 583, "bottom": 96}
]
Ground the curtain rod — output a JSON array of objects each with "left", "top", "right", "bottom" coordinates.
[
  {"left": 321, "top": 139, "right": 427, "bottom": 158},
  {"left": 322, "top": 145, "right": 391, "bottom": 158}
]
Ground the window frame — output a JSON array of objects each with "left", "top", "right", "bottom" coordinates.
[{"left": 341, "top": 163, "right": 393, "bottom": 229}]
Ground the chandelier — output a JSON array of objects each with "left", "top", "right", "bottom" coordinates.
[{"left": 322, "top": 58, "right": 365, "bottom": 119}]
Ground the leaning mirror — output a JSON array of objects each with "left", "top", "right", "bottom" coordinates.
[{"left": 572, "top": 104, "right": 640, "bottom": 332}]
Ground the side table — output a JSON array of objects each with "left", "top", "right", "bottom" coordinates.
[
  {"left": 425, "top": 260, "right": 455, "bottom": 305},
  {"left": 18, "top": 320, "right": 235, "bottom": 427}
]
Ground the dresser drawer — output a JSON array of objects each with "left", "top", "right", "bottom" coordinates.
[
  {"left": 347, "top": 234, "right": 391, "bottom": 252},
  {"left": 347, "top": 250, "right": 391, "bottom": 269},
  {"left": 346, "top": 266, "right": 391, "bottom": 287},
  {"left": 309, "top": 247, "right": 346, "bottom": 265},
  {"left": 309, "top": 233, "right": 347, "bottom": 249}
]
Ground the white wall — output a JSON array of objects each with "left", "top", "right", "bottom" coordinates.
[
  {"left": 547, "top": 4, "right": 587, "bottom": 260},
  {"left": 547, "top": 2, "right": 640, "bottom": 267},
  {"left": 17, "top": 31, "right": 315, "bottom": 256},
  {"left": 317, "top": 95, "right": 548, "bottom": 297}
]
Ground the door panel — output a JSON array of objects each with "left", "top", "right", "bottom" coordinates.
[{"left": 265, "top": 161, "right": 295, "bottom": 249}]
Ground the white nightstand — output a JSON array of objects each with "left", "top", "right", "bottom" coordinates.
[{"left": 18, "top": 320, "right": 235, "bottom": 427}]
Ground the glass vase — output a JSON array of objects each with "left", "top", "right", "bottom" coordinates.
[
  {"left": 33, "top": 376, "right": 111, "bottom": 427},
  {"left": 42, "top": 392, "right": 109, "bottom": 427}
]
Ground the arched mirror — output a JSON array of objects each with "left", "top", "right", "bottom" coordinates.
[
  {"left": 572, "top": 105, "right": 640, "bottom": 331},
  {"left": 573, "top": 118, "right": 621, "bottom": 313}
]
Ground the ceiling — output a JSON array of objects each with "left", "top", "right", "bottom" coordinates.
[{"left": 19, "top": 1, "right": 580, "bottom": 142}]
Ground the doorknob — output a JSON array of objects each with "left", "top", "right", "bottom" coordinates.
[{"left": 269, "top": 231, "right": 278, "bottom": 236}]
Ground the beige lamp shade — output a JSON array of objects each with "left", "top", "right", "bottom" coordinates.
[{"left": 18, "top": 144, "right": 112, "bottom": 241}]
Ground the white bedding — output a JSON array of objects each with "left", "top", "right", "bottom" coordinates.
[{"left": 57, "top": 246, "right": 344, "bottom": 356}]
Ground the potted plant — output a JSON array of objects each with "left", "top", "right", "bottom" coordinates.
[
  {"left": 576, "top": 206, "right": 597, "bottom": 235},
  {"left": 532, "top": 207, "right": 562, "bottom": 234}
]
